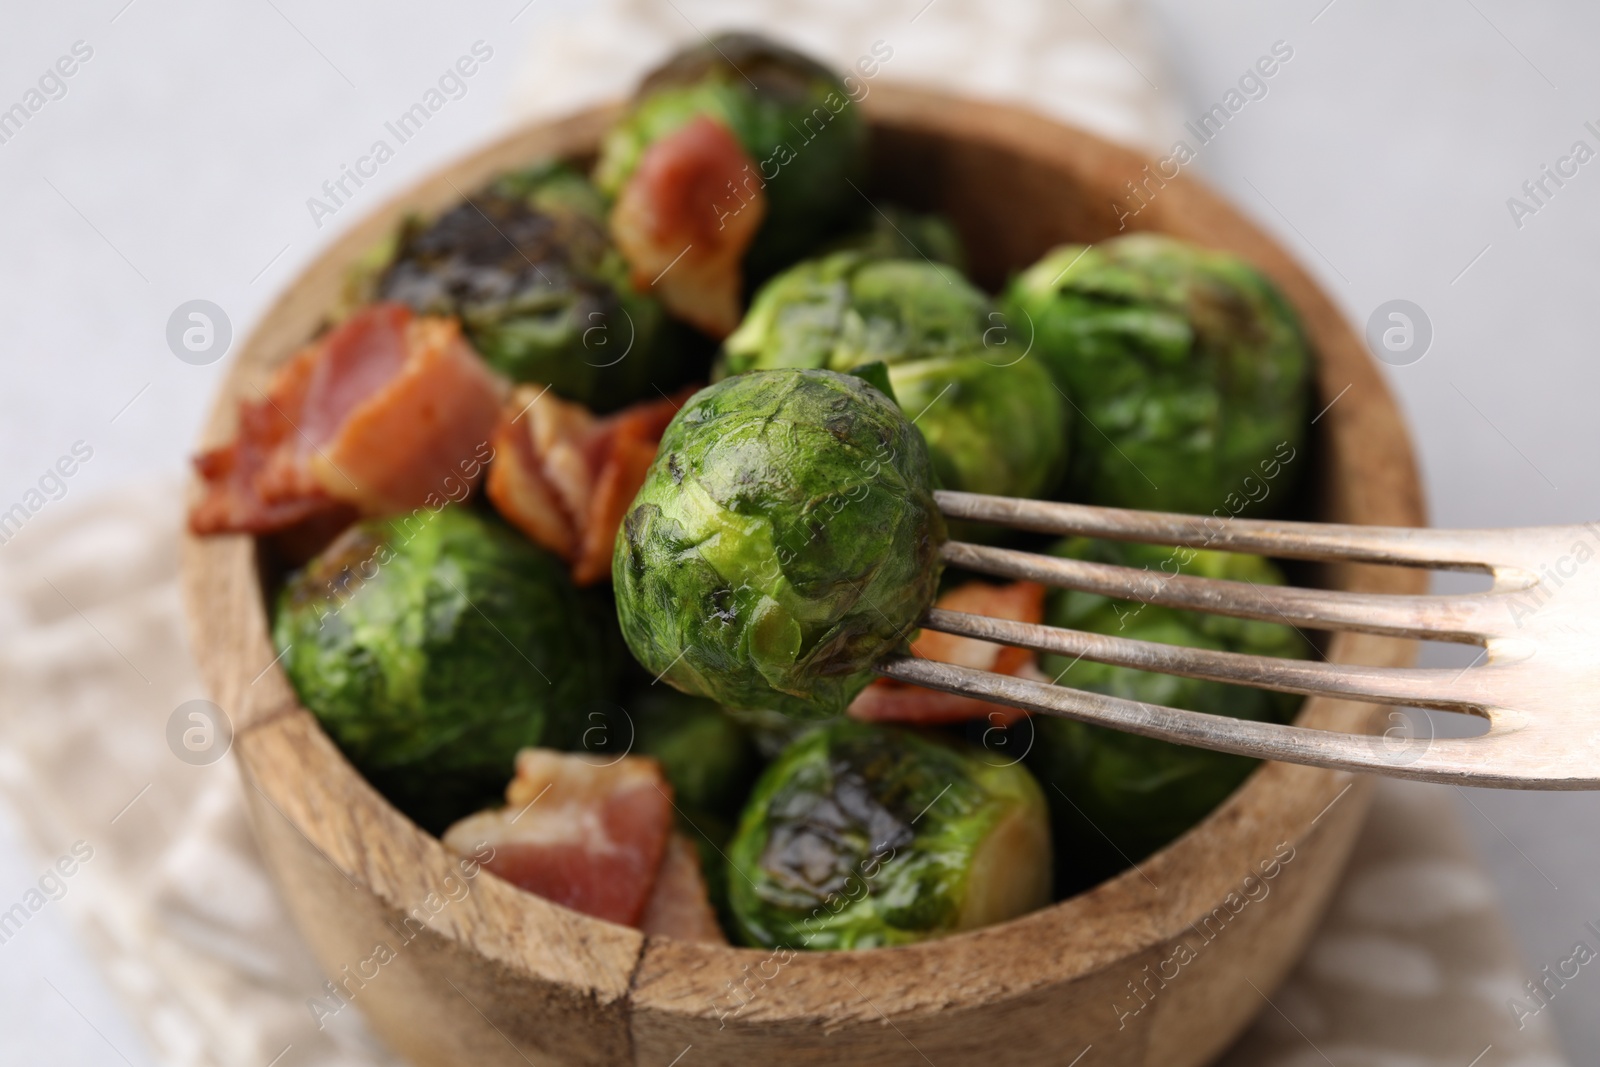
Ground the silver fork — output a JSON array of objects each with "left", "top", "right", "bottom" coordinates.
[{"left": 874, "top": 490, "right": 1600, "bottom": 790}]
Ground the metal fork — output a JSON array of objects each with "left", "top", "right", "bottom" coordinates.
[{"left": 874, "top": 490, "right": 1600, "bottom": 790}]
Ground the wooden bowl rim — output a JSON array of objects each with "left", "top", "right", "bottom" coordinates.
[{"left": 181, "top": 84, "right": 1427, "bottom": 1027}]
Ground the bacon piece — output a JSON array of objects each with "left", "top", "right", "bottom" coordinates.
[
  {"left": 849, "top": 581, "right": 1050, "bottom": 726},
  {"left": 611, "top": 114, "right": 767, "bottom": 338},
  {"left": 639, "top": 832, "right": 727, "bottom": 944},
  {"left": 190, "top": 347, "right": 340, "bottom": 534},
  {"left": 442, "top": 749, "right": 676, "bottom": 928},
  {"left": 486, "top": 385, "right": 687, "bottom": 585},
  {"left": 189, "top": 304, "right": 505, "bottom": 535}
]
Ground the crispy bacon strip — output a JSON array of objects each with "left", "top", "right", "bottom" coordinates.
[
  {"left": 849, "top": 581, "right": 1049, "bottom": 726},
  {"left": 190, "top": 345, "right": 339, "bottom": 534},
  {"left": 486, "top": 385, "right": 687, "bottom": 585},
  {"left": 611, "top": 114, "right": 767, "bottom": 338},
  {"left": 639, "top": 832, "right": 727, "bottom": 944},
  {"left": 442, "top": 749, "right": 677, "bottom": 928},
  {"left": 189, "top": 304, "right": 505, "bottom": 535}
]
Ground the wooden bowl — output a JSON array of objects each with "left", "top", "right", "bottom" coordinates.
[{"left": 181, "top": 86, "right": 1425, "bottom": 1067}]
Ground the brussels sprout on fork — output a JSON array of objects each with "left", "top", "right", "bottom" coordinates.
[{"left": 612, "top": 368, "right": 946, "bottom": 720}]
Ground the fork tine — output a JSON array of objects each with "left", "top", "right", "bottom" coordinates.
[
  {"left": 874, "top": 656, "right": 1595, "bottom": 789},
  {"left": 942, "top": 541, "right": 1500, "bottom": 642},
  {"left": 936, "top": 491, "right": 1499, "bottom": 572},
  {"left": 921, "top": 608, "right": 1498, "bottom": 712}
]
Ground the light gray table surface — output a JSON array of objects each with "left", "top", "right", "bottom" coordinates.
[{"left": 1, "top": 0, "right": 1594, "bottom": 1061}]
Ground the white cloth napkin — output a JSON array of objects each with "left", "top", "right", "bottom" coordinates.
[{"left": 0, "top": 483, "right": 393, "bottom": 1067}]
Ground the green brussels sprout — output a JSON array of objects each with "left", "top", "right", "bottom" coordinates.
[
  {"left": 274, "top": 506, "right": 612, "bottom": 832},
  {"left": 594, "top": 33, "right": 867, "bottom": 276},
  {"left": 720, "top": 252, "right": 1068, "bottom": 500},
  {"left": 888, "top": 355, "right": 1067, "bottom": 502},
  {"left": 376, "top": 162, "right": 693, "bottom": 411},
  {"left": 1001, "top": 234, "right": 1313, "bottom": 514},
  {"left": 613, "top": 369, "right": 945, "bottom": 719},
  {"left": 1028, "top": 538, "right": 1311, "bottom": 872},
  {"left": 721, "top": 252, "right": 990, "bottom": 374},
  {"left": 824, "top": 205, "right": 966, "bottom": 270},
  {"left": 727, "top": 720, "right": 1052, "bottom": 949}
]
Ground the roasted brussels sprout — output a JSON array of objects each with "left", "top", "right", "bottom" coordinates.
[
  {"left": 721, "top": 252, "right": 989, "bottom": 374},
  {"left": 726, "top": 720, "right": 1051, "bottom": 949},
  {"left": 613, "top": 369, "right": 945, "bottom": 719},
  {"left": 596, "top": 34, "right": 867, "bottom": 297},
  {"left": 274, "top": 506, "right": 612, "bottom": 831},
  {"left": 887, "top": 355, "right": 1067, "bottom": 501},
  {"left": 1002, "top": 234, "right": 1312, "bottom": 514},
  {"left": 375, "top": 162, "right": 690, "bottom": 411},
  {"left": 824, "top": 205, "right": 966, "bottom": 269},
  {"left": 1028, "top": 538, "right": 1311, "bottom": 872},
  {"left": 720, "top": 252, "right": 1068, "bottom": 499}
]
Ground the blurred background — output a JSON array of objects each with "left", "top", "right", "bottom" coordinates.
[{"left": 0, "top": 0, "right": 1594, "bottom": 1063}]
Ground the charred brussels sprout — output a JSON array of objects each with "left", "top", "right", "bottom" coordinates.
[
  {"left": 375, "top": 162, "right": 688, "bottom": 411},
  {"left": 595, "top": 33, "right": 867, "bottom": 278},
  {"left": 1028, "top": 538, "right": 1311, "bottom": 872},
  {"left": 721, "top": 252, "right": 1068, "bottom": 499},
  {"left": 274, "top": 506, "right": 611, "bottom": 832},
  {"left": 613, "top": 369, "right": 945, "bottom": 719},
  {"left": 1002, "top": 234, "right": 1312, "bottom": 513},
  {"left": 727, "top": 721, "right": 1052, "bottom": 949}
]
